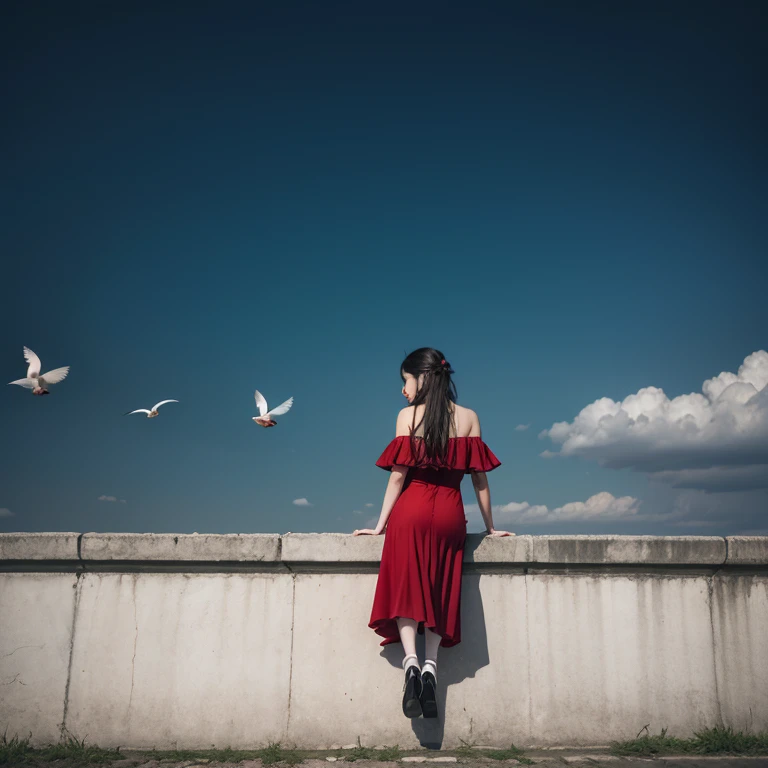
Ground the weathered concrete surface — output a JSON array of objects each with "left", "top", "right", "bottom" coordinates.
[
  {"left": 1, "top": 533, "right": 767, "bottom": 750},
  {"left": 530, "top": 535, "right": 726, "bottom": 565},
  {"left": 65, "top": 572, "right": 293, "bottom": 748},
  {"left": 527, "top": 574, "right": 720, "bottom": 743},
  {"left": 0, "top": 531, "right": 80, "bottom": 560},
  {"left": 282, "top": 532, "right": 385, "bottom": 562},
  {"left": 0, "top": 572, "right": 78, "bottom": 743},
  {"left": 2, "top": 532, "right": 763, "bottom": 566},
  {"left": 725, "top": 536, "right": 768, "bottom": 565},
  {"left": 80, "top": 533, "right": 281, "bottom": 562},
  {"left": 711, "top": 574, "right": 768, "bottom": 732}
]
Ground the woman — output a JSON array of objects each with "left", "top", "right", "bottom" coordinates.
[{"left": 353, "top": 347, "right": 513, "bottom": 719}]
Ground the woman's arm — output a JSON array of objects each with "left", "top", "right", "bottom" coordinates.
[
  {"left": 470, "top": 410, "right": 514, "bottom": 537},
  {"left": 471, "top": 471, "right": 495, "bottom": 532},
  {"left": 360, "top": 466, "right": 408, "bottom": 535},
  {"left": 353, "top": 408, "right": 412, "bottom": 536}
]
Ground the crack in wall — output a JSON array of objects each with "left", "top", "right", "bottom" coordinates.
[
  {"left": 707, "top": 575, "right": 724, "bottom": 727},
  {"left": 708, "top": 553, "right": 725, "bottom": 729},
  {"left": 59, "top": 571, "right": 83, "bottom": 740},
  {"left": 284, "top": 572, "right": 297, "bottom": 738},
  {"left": 127, "top": 575, "right": 139, "bottom": 721},
  {"left": 524, "top": 569, "right": 532, "bottom": 744},
  {"left": 1, "top": 643, "right": 45, "bottom": 658}
]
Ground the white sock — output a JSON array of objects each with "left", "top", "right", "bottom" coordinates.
[
  {"left": 402, "top": 654, "right": 420, "bottom": 673},
  {"left": 422, "top": 658, "right": 437, "bottom": 681}
]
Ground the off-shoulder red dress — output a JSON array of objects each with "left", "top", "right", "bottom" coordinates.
[{"left": 368, "top": 435, "right": 501, "bottom": 648}]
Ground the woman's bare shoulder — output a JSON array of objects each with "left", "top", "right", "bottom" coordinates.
[
  {"left": 453, "top": 404, "right": 481, "bottom": 436},
  {"left": 453, "top": 403, "right": 479, "bottom": 419},
  {"left": 395, "top": 405, "right": 417, "bottom": 435}
]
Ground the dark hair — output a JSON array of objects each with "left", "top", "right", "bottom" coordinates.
[{"left": 400, "top": 347, "right": 457, "bottom": 463}]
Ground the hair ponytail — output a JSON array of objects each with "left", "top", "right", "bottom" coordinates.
[{"left": 400, "top": 347, "right": 457, "bottom": 462}]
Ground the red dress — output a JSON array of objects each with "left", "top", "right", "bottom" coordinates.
[{"left": 368, "top": 435, "right": 501, "bottom": 648}]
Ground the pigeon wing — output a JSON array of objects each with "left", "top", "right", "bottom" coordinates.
[
  {"left": 266, "top": 396, "right": 294, "bottom": 418},
  {"left": 23, "top": 347, "right": 42, "bottom": 377},
  {"left": 9, "top": 378, "right": 36, "bottom": 389},
  {"left": 39, "top": 366, "right": 70, "bottom": 386},
  {"left": 151, "top": 399, "right": 178, "bottom": 411},
  {"left": 254, "top": 390, "right": 268, "bottom": 417}
]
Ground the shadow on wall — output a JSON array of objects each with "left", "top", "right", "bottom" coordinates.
[{"left": 379, "top": 574, "right": 489, "bottom": 749}]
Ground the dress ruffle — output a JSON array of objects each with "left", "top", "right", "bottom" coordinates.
[{"left": 375, "top": 435, "right": 501, "bottom": 473}]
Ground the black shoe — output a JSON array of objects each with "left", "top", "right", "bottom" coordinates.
[
  {"left": 419, "top": 670, "right": 438, "bottom": 718},
  {"left": 402, "top": 665, "right": 423, "bottom": 718}
]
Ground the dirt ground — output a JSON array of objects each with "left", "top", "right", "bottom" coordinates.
[{"left": 12, "top": 752, "right": 768, "bottom": 768}]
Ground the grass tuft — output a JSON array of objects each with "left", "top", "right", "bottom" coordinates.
[
  {"left": 1, "top": 728, "right": 122, "bottom": 765},
  {"left": 454, "top": 736, "right": 532, "bottom": 763},
  {"left": 377, "top": 744, "right": 403, "bottom": 760},
  {"left": 611, "top": 725, "right": 768, "bottom": 756},
  {"left": 4, "top": 723, "right": 766, "bottom": 766},
  {"left": 256, "top": 740, "right": 303, "bottom": 765}
]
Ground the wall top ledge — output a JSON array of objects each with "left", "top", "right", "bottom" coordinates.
[{"left": 1, "top": 532, "right": 766, "bottom": 565}]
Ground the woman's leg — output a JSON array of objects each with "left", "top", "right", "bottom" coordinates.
[
  {"left": 423, "top": 626, "right": 441, "bottom": 679},
  {"left": 397, "top": 617, "right": 423, "bottom": 718},
  {"left": 396, "top": 617, "right": 419, "bottom": 670},
  {"left": 420, "top": 626, "right": 440, "bottom": 718}
]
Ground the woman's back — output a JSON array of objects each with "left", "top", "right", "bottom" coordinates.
[{"left": 406, "top": 403, "right": 479, "bottom": 439}]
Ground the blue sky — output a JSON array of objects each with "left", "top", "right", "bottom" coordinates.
[{"left": 2, "top": 1, "right": 766, "bottom": 536}]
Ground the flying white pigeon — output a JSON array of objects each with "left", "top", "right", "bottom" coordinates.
[
  {"left": 253, "top": 389, "right": 293, "bottom": 427},
  {"left": 124, "top": 400, "right": 179, "bottom": 418},
  {"left": 8, "top": 346, "right": 70, "bottom": 396}
]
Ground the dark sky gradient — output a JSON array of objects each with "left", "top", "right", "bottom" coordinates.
[{"left": 1, "top": 1, "right": 765, "bottom": 535}]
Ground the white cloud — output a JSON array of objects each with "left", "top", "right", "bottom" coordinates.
[
  {"left": 486, "top": 486, "right": 766, "bottom": 533},
  {"left": 0, "top": 508, "right": 14, "bottom": 518},
  {"left": 98, "top": 495, "right": 126, "bottom": 503},
  {"left": 515, "top": 423, "right": 531, "bottom": 431},
  {"left": 540, "top": 350, "right": 768, "bottom": 490},
  {"left": 365, "top": 503, "right": 374, "bottom": 507},
  {"left": 292, "top": 498, "right": 312, "bottom": 507},
  {"left": 465, "top": 491, "right": 641, "bottom": 526},
  {"left": 352, "top": 509, "right": 363, "bottom": 515}
]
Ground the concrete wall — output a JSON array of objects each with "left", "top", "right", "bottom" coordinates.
[{"left": 1, "top": 533, "right": 766, "bottom": 750}]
